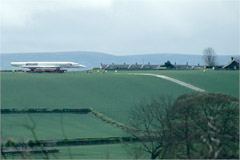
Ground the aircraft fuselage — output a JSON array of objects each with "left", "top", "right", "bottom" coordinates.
[{"left": 11, "top": 62, "right": 86, "bottom": 70}]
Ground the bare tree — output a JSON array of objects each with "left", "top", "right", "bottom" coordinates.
[
  {"left": 202, "top": 47, "right": 217, "bottom": 66},
  {"left": 59, "top": 114, "right": 73, "bottom": 159},
  {"left": 127, "top": 96, "right": 175, "bottom": 159},
  {"left": 23, "top": 114, "right": 50, "bottom": 159}
]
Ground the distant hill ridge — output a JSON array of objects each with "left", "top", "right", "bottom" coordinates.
[{"left": 0, "top": 51, "right": 236, "bottom": 70}]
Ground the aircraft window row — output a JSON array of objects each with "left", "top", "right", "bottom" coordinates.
[{"left": 26, "top": 63, "right": 38, "bottom": 66}]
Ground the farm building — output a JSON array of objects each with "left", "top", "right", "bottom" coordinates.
[
  {"left": 174, "top": 64, "right": 190, "bottom": 70},
  {"left": 100, "top": 62, "right": 205, "bottom": 70},
  {"left": 222, "top": 57, "right": 239, "bottom": 70},
  {"left": 100, "top": 63, "right": 166, "bottom": 70}
]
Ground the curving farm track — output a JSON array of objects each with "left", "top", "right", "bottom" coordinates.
[{"left": 128, "top": 73, "right": 207, "bottom": 92}]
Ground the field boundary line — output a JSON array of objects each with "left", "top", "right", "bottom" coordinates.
[
  {"left": 89, "top": 107, "right": 135, "bottom": 131},
  {"left": 128, "top": 73, "right": 207, "bottom": 92},
  {"left": 1, "top": 108, "right": 91, "bottom": 114},
  {"left": 1, "top": 137, "right": 139, "bottom": 151}
]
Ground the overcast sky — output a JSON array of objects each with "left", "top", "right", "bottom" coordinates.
[{"left": 0, "top": 0, "right": 239, "bottom": 55}]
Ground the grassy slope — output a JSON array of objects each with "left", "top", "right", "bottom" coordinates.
[
  {"left": 157, "top": 70, "right": 239, "bottom": 98},
  {"left": 120, "top": 70, "right": 239, "bottom": 98},
  {"left": 1, "top": 71, "right": 192, "bottom": 123},
  {"left": 1, "top": 114, "right": 125, "bottom": 141},
  {"left": 1, "top": 70, "right": 238, "bottom": 159}
]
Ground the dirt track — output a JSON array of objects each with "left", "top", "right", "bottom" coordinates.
[{"left": 128, "top": 73, "right": 207, "bottom": 92}]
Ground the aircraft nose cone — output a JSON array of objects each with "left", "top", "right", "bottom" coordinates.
[{"left": 79, "top": 65, "right": 86, "bottom": 68}]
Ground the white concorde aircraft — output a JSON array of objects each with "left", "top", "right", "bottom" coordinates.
[{"left": 11, "top": 62, "right": 86, "bottom": 70}]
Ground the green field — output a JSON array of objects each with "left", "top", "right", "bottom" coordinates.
[
  {"left": 122, "top": 70, "right": 238, "bottom": 97},
  {"left": 1, "top": 71, "right": 193, "bottom": 123},
  {"left": 152, "top": 70, "right": 238, "bottom": 97},
  {"left": 1, "top": 114, "right": 125, "bottom": 141},
  {"left": 1, "top": 70, "right": 238, "bottom": 159}
]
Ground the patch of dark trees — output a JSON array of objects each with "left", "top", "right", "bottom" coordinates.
[{"left": 127, "top": 92, "right": 239, "bottom": 159}]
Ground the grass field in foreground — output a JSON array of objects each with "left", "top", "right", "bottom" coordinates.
[
  {"left": 1, "top": 71, "right": 193, "bottom": 123},
  {"left": 1, "top": 114, "right": 125, "bottom": 141}
]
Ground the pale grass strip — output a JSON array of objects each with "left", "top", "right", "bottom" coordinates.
[{"left": 128, "top": 73, "right": 207, "bottom": 92}]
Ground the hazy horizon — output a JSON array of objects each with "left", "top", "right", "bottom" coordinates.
[{"left": 0, "top": 50, "right": 239, "bottom": 56}]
